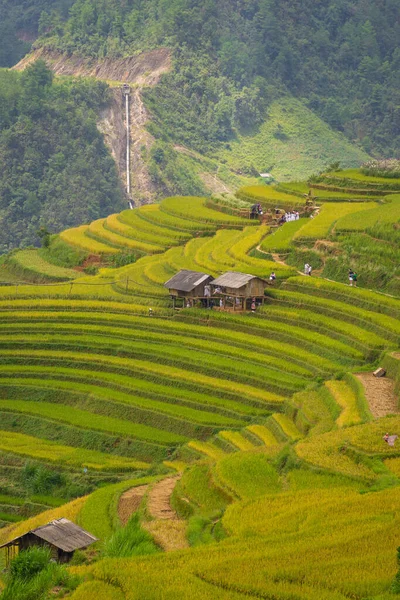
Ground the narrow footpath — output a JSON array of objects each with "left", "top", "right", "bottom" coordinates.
[{"left": 144, "top": 476, "right": 188, "bottom": 552}]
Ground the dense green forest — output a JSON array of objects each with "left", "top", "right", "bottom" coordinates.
[
  {"left": 0, "top": 0, "right": 74, "bottom": 67},
  {"left": 0, "top": 60, "right": 124, "bottom": 251},
  {"left": 31, "top": 0, "right": 400, "bottom": 157}
]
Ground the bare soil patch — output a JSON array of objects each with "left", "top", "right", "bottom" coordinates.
[
  {"left": 355, "top": 372, "right": 399, "bottom": 418},
  {"left": 118, "top": 484, "right": 148, "bottom": 526},
  {"left": 74, "top": 254, "right": 102, "bottom": 272},
  {"left": 13, "top": 47, "right": 171, "bottom": 85}
]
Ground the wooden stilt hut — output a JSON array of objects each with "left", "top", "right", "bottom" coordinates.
[
  {"left": 164, "top": 270, "right": 213, "bottom": 308},
  {"left": 210, "top": 271, "right": 268, "bottom": 311},
  {"left": 0, "top": 518, "right": 98, "bottom": 566}
]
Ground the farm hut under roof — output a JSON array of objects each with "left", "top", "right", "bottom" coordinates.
[
  {"left": 164, "top": 270, "right": 213, "bottom": 297},
  {"left": 0, "top": 518, "right": 98, "bottom": 565},
  {"left": 211, "top": 272, "right": 268, "bottom": 299}
]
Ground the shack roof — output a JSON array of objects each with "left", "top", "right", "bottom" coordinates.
[
  {"left": 164, "top": 270, "right": 211, "bottom": 292},
  {"left": 211, "top": 272, "right": 267, "bottom": 289},
  {"left": 0, "top": 518, "right": 98, "bottom": 553}
]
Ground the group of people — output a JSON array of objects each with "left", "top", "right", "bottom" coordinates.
[
  {"left": 277, "top": 210, "right": 300, "bottom": 225},
  {"left": 348, "top": 269, "right": 358, "bottom": 287},
  {"left": 285, "top": 211, "right": 300, "bottom": 222}
]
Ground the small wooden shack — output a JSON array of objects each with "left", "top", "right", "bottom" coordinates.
[
  {"left": 211, "top": 272, "right": 268, "bottom": 310},
  {"left": 0, "top": 518, "right": 98, "bottom": 566},
  {"left": 211, "top": 272, "right": 268, "bottom": 297},
  {"left": 164, "top": 270, "right": 213, "bottom": 306}
]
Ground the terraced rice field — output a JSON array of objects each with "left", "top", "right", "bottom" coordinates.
[
  {"left": 0, "top": 187, "right": 397, "bottom": 480},
  {"left": 1, "top": 180, "right": 400, "bottom": 600}
]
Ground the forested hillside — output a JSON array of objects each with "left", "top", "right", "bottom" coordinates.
[
  {"left": 33, "top": 0, "right": 400, "bottom": 158},
  {"left": 0, "top": 0, "right": 74, "bottom": 67},
  {"left": 0, "top": 60, "right": 124, "bottom": 251}
]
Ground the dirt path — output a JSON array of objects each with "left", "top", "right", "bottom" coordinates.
[
  {"left": 143, "top": 476, "right": 188, "bottom": 552},
  {"left": 118, "top": 485, "right": 148, "bottom": 526},
  {"left": 199, "top": 172, "right": 232, "bottom": 194},
  {"left": 355, "top": 373, "right": 398, "bottom": 418},
  {"left": 266, "top": 250, "right": 304, "bottom": 275}
]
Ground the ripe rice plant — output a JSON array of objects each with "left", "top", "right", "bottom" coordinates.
[
  {"left": 271, "top": 413, "right": 302, "bottom": 440},
  {"left": 291, "top": 386, "right": 339, "bottom": 436},
  {"left": 106, "top": 213, "right": 184, "bottom": 247},
  {"left": 324, "top": 168, "right": 400, "bottom": 187},
  {"left": 262, "top": 305, "right": 387, "bottom": 351},
  {"left": 0, "top": 431, "right": 150, "bottom": 470},
  {"left": 88, "top": 218, "right": 164, "bottom": 253},
  {"left": 138, "top": 203, "right": 216, "bottom": 231},
  {"left": 0, "top": 361, "right": 262, "bottom": 418},
  {"left": 292, "top": 202, "right": 376, "bottom": 241},
  {"left": 295, "top": 431, "right": 376, "bottom": 481},
  {"left": 269, "top": 288, "right": 400, "bottom": 340},
  {"left": 214, "top": 452, "right": 281, "bottom": 500},
  {"left": 237, "top": 185, "right": 303, "bottom": 207},
  {"left": 118, "top": 210, "right": 191, "bottom": 242},
  {"left": 246, "top": 425, "right": 279, "bottom": 446},
  {"left": 69, "top": 581, "right": 124, "bottom": 600},
  {"left": 278, "top": 181, "right": 378, "bottom": 201},
  {"left": 0, "top": 325, "right": 297, "bottom": 397},
  {"left": 335, "top": 194, "right": 400, "bottom": 231},
  {"left": 188, "top": 441, "right": 227, "bottom": 461},
  {"left": 219, "top": 431, "right": 256, "bottom": 451},
  {"left": 0, "top": 399, "right": 189, "bottom": 443},
  {"left": 284, "top": 276, "right": 400, "bottom": 320},
  {"left": 260, "top": 220, "right": 304, "bottom": 252},
  {"left": 325, "top": 380, "right": 363, "bottom": 427},
  {"left": 173, "top": 463, "right": 229, "bottom": 518},
  {"left": 0, "top": 299, "right": 168, "bottom": 316},
  {"left": 6, "top": 250, "right": 80, "bottom": 282},
  {"left": 60, "top": 225, "right": 118, "bottom": 254},
  {"left": 160, "top": 196, "right": 252, "bottom": 225},
  {"left": 0, "top": 348, "right": 281, "bottom": 406}
]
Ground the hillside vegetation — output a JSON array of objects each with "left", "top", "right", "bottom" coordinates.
[
  {"left": 33, "top": 0, "right": 400, "bottom": 160},
  {"left": 0, "top": 61, "right": 124, "bottom": 251}
]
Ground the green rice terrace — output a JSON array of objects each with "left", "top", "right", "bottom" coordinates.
[{"left": 1, "top": 169, "right": 400, "bottom": 599}]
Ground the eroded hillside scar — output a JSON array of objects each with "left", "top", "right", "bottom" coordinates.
[{"left": 13, "top": 48, "right": 171, "bottom": 205}]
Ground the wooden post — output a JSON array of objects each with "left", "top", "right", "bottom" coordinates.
[
  {"left": 69, "top": 282, "right": 74, "bottom": 294},
  {"left": 126, "top": 277, "right": 129, "bottom": 292}
]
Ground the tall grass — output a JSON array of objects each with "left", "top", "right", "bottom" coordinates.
[{"left": 103, "top": 514, "right": 159, "bottom": 558}]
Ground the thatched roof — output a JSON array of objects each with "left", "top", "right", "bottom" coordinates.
[
  {"left": 0, "top": 518, "right": 98, "bottom": 553},
  {"left": 211, "top": 272, "right": 265, "bottom": 289},
  {"left": 164, "top": 270, "right": 212, "bottom": 292}
]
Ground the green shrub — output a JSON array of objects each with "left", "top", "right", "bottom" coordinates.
[{"left": 10, "top": 547, "right": 51, "bottom": 581}]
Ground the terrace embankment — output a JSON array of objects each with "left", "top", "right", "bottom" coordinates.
[{"left": 13, "top": 47, "right": 171, "bottom": 204}]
